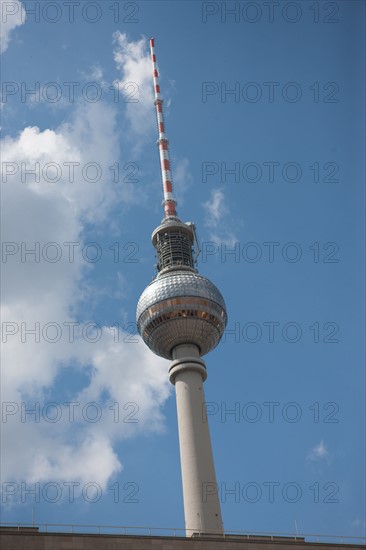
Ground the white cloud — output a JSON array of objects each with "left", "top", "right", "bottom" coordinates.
[
  {"left": 203, "top": 188, "right": 237, "bottom": 246},
  {"left": 0, "top": 0, "right": 26, "bottom": 54},
  {"left": 204, "top": 189, "right": 227, "bottom": 225},
  {"left": 171, "top": 157, "right": 193, "bottom": 208},
  {"left": 78, "top": 65, "right": 108, "bottom": 92},
  {"left": 90, "top": 66, "right": 104, "bottom": 82},
  {"left": 307, "top": 439, "right": 329, "bottom": 461},
  {"left": 113, "top": 32, "right": 154, "bottom": 139},
  {"left": 1, "top": 36, "right": 171, "bottom": 495},
  {"left": 1, "top": 327, "right": 170, "bottom": 489}
]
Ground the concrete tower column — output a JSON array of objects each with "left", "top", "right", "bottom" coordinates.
[{"left": 169, "top": 344, "right": 223, "bottom": 536}]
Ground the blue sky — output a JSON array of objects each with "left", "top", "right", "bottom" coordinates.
[{"left": 1, "top": 0, "right": 365, "bottom": 541}]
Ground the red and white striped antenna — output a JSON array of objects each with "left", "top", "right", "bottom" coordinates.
[{"left": 150, "top": 37, "right": 177, "bottom": 219}]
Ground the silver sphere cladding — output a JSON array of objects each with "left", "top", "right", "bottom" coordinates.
[{"left": 136, "top": 270, "right": 227, "bottom": 359}]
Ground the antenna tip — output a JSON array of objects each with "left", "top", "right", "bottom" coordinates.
[{"left": 150, "top": 37, "right": 155, "bottom": 46}]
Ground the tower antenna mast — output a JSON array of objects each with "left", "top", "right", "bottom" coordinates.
[{"left": 150, "top": 37, "right": 177, "bottom": 219}]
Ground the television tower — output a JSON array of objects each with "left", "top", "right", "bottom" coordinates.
[{"left": 136, "top": 38, "right": 227, "bottom": 536}]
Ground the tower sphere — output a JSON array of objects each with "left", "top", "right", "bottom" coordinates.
[{"left": 136, "top": 269, "right": 227, "bottom": 359}]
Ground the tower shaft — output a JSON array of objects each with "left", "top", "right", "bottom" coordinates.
[{"left": 170, "top": 345, "right": 223, "bottom": 535}]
